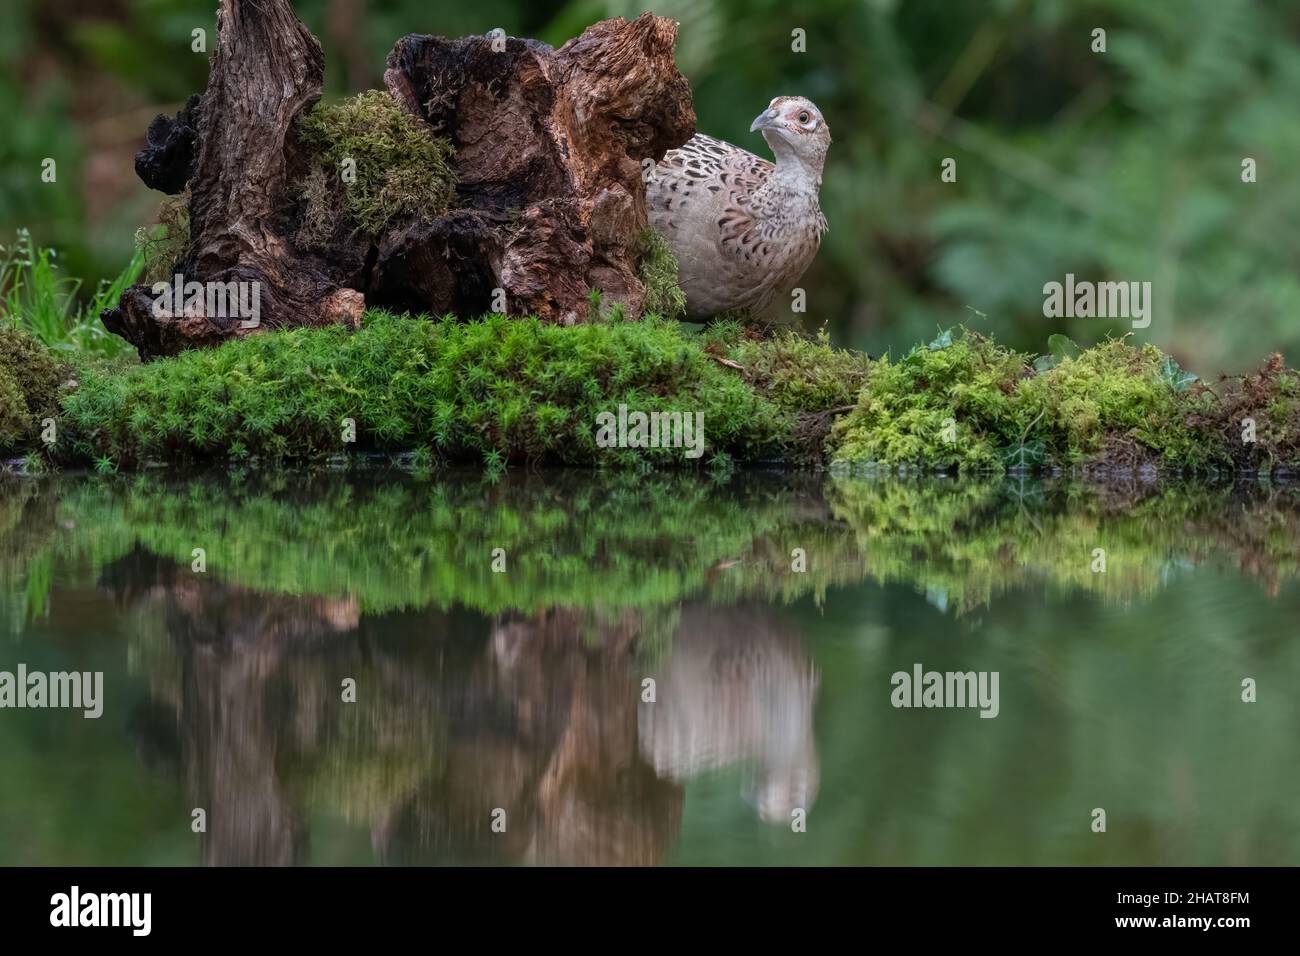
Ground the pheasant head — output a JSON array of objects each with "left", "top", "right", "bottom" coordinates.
[{"left": 749, "top": 95, "right": 831, "bottom": 186}]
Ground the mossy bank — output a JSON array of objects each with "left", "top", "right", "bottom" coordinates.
[
  {"left": 3, "top": 314, "right": 1299, "bottom": 476},
  {"left": 0, "top": 327, "right": 69, "bottom": 451}
]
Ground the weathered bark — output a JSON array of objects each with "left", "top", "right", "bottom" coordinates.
[
  {"left": 106, "top": 0, "right": 364, "bottom": 360},
  {"left": 381, "top": 15, "right": 694, "bottom": 322},
  {"left": 106, "top": 1, "right": 694, "bottom": 359}
]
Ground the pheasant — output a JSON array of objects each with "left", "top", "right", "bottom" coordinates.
[{"left": 647, "top": 95, "right": 831, "bottom": 321}]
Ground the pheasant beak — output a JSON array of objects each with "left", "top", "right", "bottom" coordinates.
[{"left": 750, "top": 109, "right": 779, "bottom": 133}]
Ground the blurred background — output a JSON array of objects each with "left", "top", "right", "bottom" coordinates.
[{"left": 3, "top": 0, "right": 1299, "bottom": 371}]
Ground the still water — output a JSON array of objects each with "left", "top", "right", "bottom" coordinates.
[{"left": 1, "top": 471, "right": 1298, "bottom": 865}]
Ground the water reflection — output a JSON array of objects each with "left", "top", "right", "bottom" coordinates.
[
  {"left": 639, "top": 606, "right": 819, "bottom": 824},
  {"left": 98, "top": 546, "right": 817, "bottom": 864},
  {"left": 3, "top": 472, "right": 1300, "bottom": 865}
]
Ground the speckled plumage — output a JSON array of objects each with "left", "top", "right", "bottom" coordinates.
[{"left": 648, "top": 96, "right": 830, "bottom": 320}]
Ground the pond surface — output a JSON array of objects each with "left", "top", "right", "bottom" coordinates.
[{"left": 1, "top": 471, "right": 1298, "bottom": 865}]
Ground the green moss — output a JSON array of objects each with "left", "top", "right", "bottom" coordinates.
[
  {"left": 9, "top": 472, "right": 1300, "bottom": 626},
  {"left": 1263, "top": 374, "right": 1300, "bottom": 464},
  {"left": 133, "top": 192, "right": 190, "bottom": 284},
  {"left": 729, "top": 327, "right": 871, "bottom": 412},
  {"left": 17, "top": 472, "right": 858, "bottom": 616},
  {"left": 296, "top": 90, "right": 456, "bottom": 236},
  {"left": 634, "top": 229, "right": 687, "bottom": 320},
  {"left": 830, "top": 330, "right": 1029, "bottom": 471},
  {"left": 829, "top": 330, "right": 1239, "bottom": 474},
  {"left": 1017, "top": 339, "right": 1217, "bottom": 469},
  {"left": 0, "top": 326, "right": 68, "bottom": 451},
  {"left": 299, "top": 669, "right": 446, "bottom": 822},
  {"left": 58, "top": 310, "right": 801, "bottom": 468},
  {"left": 826, "top": 477, "right": 1300, "bottom": 612},
  {"left": 11, "top": 314, "right": 1298, "bottom": 475}
]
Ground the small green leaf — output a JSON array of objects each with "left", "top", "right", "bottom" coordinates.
[
  {"left": 1159, "top": 355, "right": 1199, "bottom": 391},
  {"left": 1000, "top": 439, "right": 1046, "bottom": 471},
  {"left": 1049, "top": 333, "right": 1082, "bottom": 362},
  {"left": 928, "top": 328, "right": 954, "bottom": 350}
]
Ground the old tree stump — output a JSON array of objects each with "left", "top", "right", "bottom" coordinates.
[{"left": 105, "top": 0, "right": 695, "bottom": 359}]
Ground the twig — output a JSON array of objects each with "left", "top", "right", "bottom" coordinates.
[
  {"left": 1019, "top": 406, "right": 1045, "bottom": 445},
  {"left": 802, "top": 404, "right": 858, "bottom": 421}
]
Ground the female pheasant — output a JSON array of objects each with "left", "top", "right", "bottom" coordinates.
[{"left": 648, "top": 96, "right": 830, "bottom": 320}]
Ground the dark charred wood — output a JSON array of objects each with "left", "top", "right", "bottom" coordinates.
[
  {"left": 134, "top": 94, "right": 203, "bottom": 195},
  {"left": 367, "top": 212, "right": 501, "bottom": 317}
]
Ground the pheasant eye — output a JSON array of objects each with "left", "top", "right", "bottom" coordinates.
[{"left": 798, "top": 111, "right": 810, "bottom": 124}]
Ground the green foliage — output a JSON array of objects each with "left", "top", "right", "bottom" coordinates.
[
  {"left": 295, "top": 90, "right": 456, "bottom": 236},
  {"left": 805, "top": 0, "right": 1300, "bottom": 372},
  {"left": 8, "top": 469, "right": 1300, "bottom": 865},
  {"left": 831, "top": 329, "right": 1246, "bottom": 474},
  {"left": 927, "top": 328, "right": 954, "bottom": 350},
  {"left": 22, "top": 315, "right": 1300, "bottom": 476},
  {"left": 8, "top": 0, "right": 1300, "bottom": 376},
  {"left": 635, "top": 229, "right": 687, "bottom": 320},
  {"left": 8, "top": 470, "right": 1300, "bottom": 626},
  {"left": 1158, "top": 354, "right": 1199, "bottom": 392},
  {"left": 9, "top": 472, "right": 858, "bottom": 617},
  {"left": 831, "top": 329, "right": 1029, "bottom": 470},
  {"left": 827, "top": 477, "right": 1300, "bottom": 612},
  {"left": 1033, "top": 333, "right": 1083, "bottom": 372},
  {"left": 584, "top": 287, "right": 604, "bottom": 323},
  {"left": 1018, "top": 339, "right": 1216, "bottom": 469},
  {"left": 0, "top": 326, "right": 69, "bottom": 450},
  {"left": 0, "top": 230, "right": 140, "bottom": 357},
  {"left": 133, "top": 193, "right": 190, "bottom": 284},
  {"left": 0, "top": 7, "right": 85, "bottom": 279},
  {"left": 58, "top": 310, "right": 817, "bottom": 467},
  {"left": 1000, "top": 437, "right": 1045, "bottom": 472},
  {"left": 728, "top": 326, "right": 870, "bottom": 411}
]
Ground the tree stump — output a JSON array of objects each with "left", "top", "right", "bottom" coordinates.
[{"left": 105, "top": 0, "right": 695, "bottom": 359}]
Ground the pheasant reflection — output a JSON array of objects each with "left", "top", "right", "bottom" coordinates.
[
  {"left": 106, "top": 552, "right": 820, "bottom": 865},
  {"left": 639, "top": 606, "right": 819, "bottom": 823}
]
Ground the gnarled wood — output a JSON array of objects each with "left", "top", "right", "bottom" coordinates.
[
  {"left": 381, "top": 14, "right": 694, "bottom": 322},
  {"left": 105, "top": 3, "right": 694, "bottom": 359},
  {"left": 106, "top": 0, "right": 364, "bottom": 359}
]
